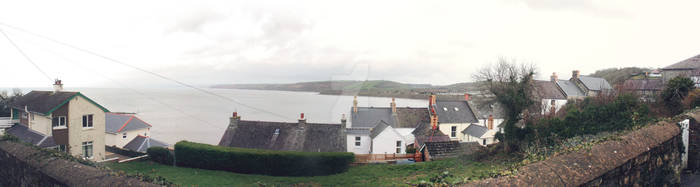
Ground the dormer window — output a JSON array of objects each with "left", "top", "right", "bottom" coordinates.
[
  {"left": 443, "top": 107, "right": 447, "bottom": 111},
  {"left": 454, "top": 107, "right": 459, "bottom": 111},
  {"left": 274, "top": 128, "right": 280, "bottom": 135}
]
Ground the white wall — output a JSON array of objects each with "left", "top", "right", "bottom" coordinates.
[
  {"left": 105, "top": 128, "right": 149, "bottom": 148},
  {"left": 29, "top": 114, "right": 52, "bottom": 136},
  {"left": 346, "top": 134, "right": 371, "bottom": 154},
  {"left": 477, "top": 118, "right": 504, "bottom": 133},
  {"left": 371, "top": 126, "right": 407, "bottom": 154},
  {"left": 68, "top": 96, "right": 106, "bottom": 161},
  {"left": 438, "top": 123, "right": 470, "bottom": 142}
]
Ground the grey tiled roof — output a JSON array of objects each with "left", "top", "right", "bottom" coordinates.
[
  {"left": 350, "top": 107, "right": 429, "bottom": 128},
  {"left": 369, "top": 121, "right": 389, "bottom": 138},
  {"left": 11, "top": 91, "right": 78, "bottom": 115},
  {"left": 424, "top": 141, "right": 460, "bottom": 160},
  {"left": 622, "top": 79, "right": 664, "bottom": 91},
  {"left": 578, "top": 76, "right": 612, "bottom": 91},
  {"left": 434, "top": 100, "right": 478, "bottom": 123},
  {"left": 663, "top": 54, "right": 700, "bottom": 70},
  {"left": 346, "top": 128, "right": 371, "bottom": 135},
  {"left": 462, "top": 124, "right": 488, "bottom": 138},
  {"left": 219, "top": 120, "right": 346, "bottom": 152},
  {"left": 105, "top": 113, "right": 151, "bottom": 134},
  {"left": 556, "top": 80, "right": 585, "bottom": 97},
  {"left": 5, "top": 124, "right": 55, "bottom": 148},
  {"left": 534, "top": 81, "right": 566, "bottom": 100},
  {"left": 123, "top": 136, "right": 168, "bottom": 153}
]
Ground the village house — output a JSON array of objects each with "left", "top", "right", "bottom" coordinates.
[
  {"left": 555, "top": 70, "right": 613, "bottom": 99},
  {"left": 347, "top": 96, "right": 429, "bottom": 154},
  {"left": 535, "top": 75, "right": 568, "bottom": 115},
  {"left": 622, "top": 78, "right": 663, "bottom": 102},
  {"left": 661, "top": 53, "right": 700, "bottom": 87},
  {"left": 105, "top": 112, "right": 168, "bottom": 153},
  {"left": 218, "top": 113, "right": 346, "bottom": 152},
  {"left": 431, "top": 95, "right": 480, "bottom": 142},
  {"left": 7, "top": 80, "right": 108, "bottom": 161}
]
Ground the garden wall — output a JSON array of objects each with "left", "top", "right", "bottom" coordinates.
[
  {"left": 0, "top": 141, "right": 157, "bottom": 186},
  {"left": 464, "top": 119, "right": 684, "bottom": 186}
]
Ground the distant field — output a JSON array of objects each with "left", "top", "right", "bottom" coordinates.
[{"left": 106, "top": 155, "right": 517, "bottom": 186}]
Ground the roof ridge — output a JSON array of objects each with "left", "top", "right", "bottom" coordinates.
[{"left": 116, "top": 116, "right": 135, "bottom": 132}]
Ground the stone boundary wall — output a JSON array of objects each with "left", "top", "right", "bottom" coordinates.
[
  {"left": 0, "top": 141, "right": 158, "bottom": 187},
  {"left": 464, "top": 120, "right": 683, "bottom": 186}
]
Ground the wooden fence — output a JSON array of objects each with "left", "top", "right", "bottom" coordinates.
[{"left": 354, "top": 153, "right": 414, "bottom": 163}]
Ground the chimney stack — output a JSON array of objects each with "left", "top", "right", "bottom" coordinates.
[
  {"left": 53, "top": 79, "right": 63, "bottom": 93},
  {"left": 391, "top": 98, "right": 397, "bottom": 113},
  {"left": 464, "top": 93, "right": 470, "bottom": 101},
  {"left": 229, "top": 112, "right": 241, "bottom": 129},
  {"left": 353, "top": 96, "right": 358, "bottom": 113},
  {"left": 550, "top": 72, "right": 558, "bottom": 82},
  {"left": 298, "top": 113, "right": 307, "bottom": 129},
  {"left": 429, "top": 94, "right": 436, "bottom": 106},
  {"left": 487, "top": 115, "right": 494, "bottom": 130},
  {"left": 572, "top": 70, "right": 580, "bottom": 79},
  {"left": 340, "top": 114, "right": 347, "bottom": 129}
]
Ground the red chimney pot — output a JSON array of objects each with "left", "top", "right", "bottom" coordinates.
[
  {"left": 232, "top": 112, "right": 238, "bottom": 117},
  {"left": 300, "top": 113, "right": 305, "bottom": 119}
]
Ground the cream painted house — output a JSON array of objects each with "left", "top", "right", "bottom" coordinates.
[
  {"left": 432, "top": 99, "right": 480, "bottom": 142},
  {"left": 105, "top": 113, "right": 151, "bottom": 148},
  {"left": 8, "top": 81, "right": 108, "bottom": 161}
]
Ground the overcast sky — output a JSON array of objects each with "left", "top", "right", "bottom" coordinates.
[{"left": 1, "top": 0, "right": 699, "bottom": 88}]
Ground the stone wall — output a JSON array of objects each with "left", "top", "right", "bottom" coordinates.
[
  {"left": 464, "top": 120, "right": 683, "bottom": 186},
  {"left": 687, "top": 114, "right": 700, "bottom": 172},
  {"left": 0, "top": 141, "right": 158, "bottom": 187}
]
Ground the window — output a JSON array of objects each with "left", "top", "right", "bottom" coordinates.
[
  {"left": 82, "top": 114, "right": 93, "bottom": 128},
  {"left": 550, "top": 99, "right": 556, "bottom": 105},
  {"left": 52, "top": 116, "right": 66, "bottom": 128},
  {"left": 355, "top": 136, "right": 361, "bottom": 146},
  {"left": 443, "top": 107, "right": 447, "bottom": 111},
  {"left": 396, "top": 141, "right": 402, "bottom": 153},
  {"left": 122, "top": 133, "right": 127, "bottom": 139},
  {"left": 482, "top": 139, "right": 486, "bottom": 145},
  {"left": 56, "top": 145, "right": 66, "bottom": 152},
  {"left": 82, "top": 141, "right": 93, "bottom": 159},
  {"left": 451, "top": 126, "right": 457, "bottom": 137},
  {"left": 454, "top": 107, "right": 459, "bottom": 111}
]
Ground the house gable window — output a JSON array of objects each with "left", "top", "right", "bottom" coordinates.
[
  {"left": 396, "top": 141, "right": 402, "bottom": 153},
  {"left": 52, "top": 116, "right": 67, "bottom": 129},
  {"left": 122, "top": 133, "right": 127, "bottom": 139},
  {"left": 450, "top": 126, "right": 457, "bottom": 137},
  {"left": 82, "top": 141, "right": 93, "bottom": 159},
  {"left": 82, "top": 114, "right": 93, "bottom": 128},
  {"left": 355, "top": 136, "right": 361, "bottom": 146}
]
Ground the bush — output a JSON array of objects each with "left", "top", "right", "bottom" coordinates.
[
  {"left": 147, "top": 147, "right": 174, "bottom": 165},
  {"left": 174, "top": 141, "right": 354, "bottom": 176},
  {"left": 106, "top": 145, "right": 145, "bottom": 158},
  {"left": 662, "top": 76, "right": 696, "bottom": 115}
]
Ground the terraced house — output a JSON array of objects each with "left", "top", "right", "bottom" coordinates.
[{"left": 7, "top": 80, "right": 108, "bottom": 161}]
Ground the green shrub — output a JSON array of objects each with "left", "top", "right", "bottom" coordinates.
[
  {"left": 174, "top": 141, "right": 354, "bottom": 176},
  {"left": 106, "top": 145, "right": 145, "bottom": 158},
  {"left": 147, "top": 147, "right": 174, "bottom": 165}
]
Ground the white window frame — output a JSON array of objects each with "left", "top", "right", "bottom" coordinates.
[
  {"left": 55, "top": 144, "right": 67, "bottom": 152},
  {"left": 53, "top": 116, "right": 67, "bottom": 129},
  {"left": 396, "top": 141, "right": 402, "bottom": 153},
  {"left": 355, "top": 136, "right": 361, "bottom": 146},
  {"left": 122, "top": 132, "right": 127, "bottom": 139},
  {"left": 82, "top": 114, "right": 94, "bottom": 129},
  {"left": 451, "top": 126, "right": 457, "bottom": 137},
  {"left": 82, "top": 141, "right": 93, "bottom": 159}
]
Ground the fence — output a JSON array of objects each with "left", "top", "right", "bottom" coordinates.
[{"left": 354, "top": 153, "right": 414, "bottom": 163}]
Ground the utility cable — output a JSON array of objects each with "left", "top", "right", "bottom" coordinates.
[{"left": 0, "top": 29, "right": 53, "bottom": 81}]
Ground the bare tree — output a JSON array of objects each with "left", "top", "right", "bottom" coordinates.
[{"left": 472, "top": 58, "right": 537, "bottom": 152}]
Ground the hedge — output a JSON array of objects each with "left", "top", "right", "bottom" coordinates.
[
  {"left": 147, "top": 147, "right": 174, "bottom": 165},
  {"left": 106, "top": 145, "right": 145, "bottom": 158},
  {"left": 174, "top": 141, "right": 354, "bottom": 176}
]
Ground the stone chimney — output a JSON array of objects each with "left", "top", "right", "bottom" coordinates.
[
  {"left": 464, "top": 93, "right": 470, "bottom": 101},
  {"left": 487, "top": 115, "right": 493, "bottom": 130},
  {"left": 572, "top": 70, "right": 580, "bottom": 79},
  {"left": 340, "top": 114, "right": 347, "bottom": 129},
  {"left": 353, "top": 96, "right": 358, "bottom": 113},
  {"left": 229, "top": 112, "right": 241, "bottom": 129},
  {"left": 391, "top": 98, "right": 397, "bottom": 113},
  {"left": 550, "top": 72, "right": 558, "bottom": 82},
  {"left": 429, "top": 94, "right": 437, "bottom": 106},
  {"left": 53, "top": 79, "right": 63, "bottom": 93},
  {"left": 298, "top": 113, "right": 307, "bottom": 129}
]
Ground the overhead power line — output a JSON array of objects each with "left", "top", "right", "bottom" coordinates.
[
  {"left": 0, "top": 22, "right": 294, "bottom": 121},
  {"left": 0, "top": 29, "right": 53, "bottom": 81}
]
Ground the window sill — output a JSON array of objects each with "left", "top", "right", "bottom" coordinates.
[
  {"left": 52, "top": 126, "right": 67, "bottom": 130},
  {"left": 82, "top": 127, "right": 95, "bottom": 130}
]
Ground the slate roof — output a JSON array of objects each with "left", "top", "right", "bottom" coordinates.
[
  {"left": 5, "top": 124, "right": 56, "bottom": 148},
  {"left": 105, "top": 113, "right": 151, "bottom": 134},
  {"left": 412, "top": 122, "right": 451, "bottom": 145},
  {"left": 578, "top": 76, "right": 613, "bottom": 91},
  {"left": 350, "top": 107, "right": 429, "bottom": 128},
  {"left": 462, "top": 124, "right": 489, "bottom": 138},
  {"left": 424, "top": 141, "right": 460, "bottom": 160},
  {"left": 622, "top": 79, "right": 664, "bottom": 91},
  {"left": 369, "top": 121, "right": 390, "bottom": 138},
  {"left": 346, "top": 128, "right": 371, "bottom": 135},
  {"left": 123, "top": 135, "right": 168, "bottom": 153},
  {"left": 556, "top": 80, "right": 585, "bottom": 97},
  {"left": 663, "top": 54, "right": 700, "bottom": 70},
  {"left": 11, "top": 91, "right": 109, "bottom": 115},
  {"left": 434, "top": 100, "right": 478, "bottom": 123},
  {"left": 219, "top": 120, "right": 346, "bottom": 152},
  {"left": 467, "top": 94, "right": 506, "bottom": 119},
  {"left": 534, "top": 81, "right": 566, "bottom": 100}
]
